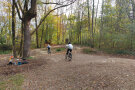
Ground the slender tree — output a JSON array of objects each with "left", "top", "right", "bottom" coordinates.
[
  {"left": 99, "top": 0, "right": 104, "bottom": 48},
  {"left": 12, "top": 0, "right": 16, "bottom": 57},
  {"left": 35, "top": 17, "right": 39, "bottom": 48},
  {"left": 94, "top": 0, "right": 99, "bottom": 32},
  {"left": 87, "top": 0, "right": 91, "bottom": 44},
  {"left": 91, "top": 0, "right": 95, "bottom": 47}
]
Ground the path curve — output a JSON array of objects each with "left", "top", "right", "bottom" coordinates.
[{"left": 22, "top": 49, "right": 135, "bottom": 90}]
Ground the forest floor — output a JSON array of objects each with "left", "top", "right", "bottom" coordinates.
[{"left": 1, "top": 46, "right": 135, "bottom": 90}]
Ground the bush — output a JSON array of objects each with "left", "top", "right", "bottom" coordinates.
[
  {"left": 0, "top": 50, "right": 11, "bottom": 54},
  {"left": 101, "top": 49, "right": 135, "bottom": 55},
  {"left": 0, "top": 44, "right": 12, "bottom": 51},
  {"left": 56, "top": 48, "right": 65, "bottom": 52},
  {"left": 0, "top": 44, "right": 12, "bottom": 54},
  {"left": 115, "top": 50, "right": 135, "bottom": 55},
  {"left": 82, "top": 48, "right": 97, "bottom": 54}
]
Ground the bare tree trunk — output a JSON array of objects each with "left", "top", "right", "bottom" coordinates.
[
  {"left": 87, "top": 0, "right": 91, "bottom": 45},
  {"left": 35, "top": 17, "right": 39, "bottom": 48},
  {"left": 94, "top": 0, "right": 99, "bottom": 32},
  {"left": 62, "top": 18, "right": 65, "bottom": 43},
  {"left": 22, "top": 0, "right": 37, "bottom": 58},
  {"left": 133, "top": 0, "right": 135, "bottom": 19},
  {"left": 40, "top": 23, "right": 46, "bottom": 48},
  {"left": 99, "top": 0, "right": 104, "bottom": 49},
  {"left": 8, "top": 1, "right": 12, "bottom": 45},
  {"left": 69, "top": 19, "right": 72, "bottom": 43},
  {"left": 130, "top": 0, "right": 135, "bottom": 50},
  {"left": 91, "top": 0, "right": 95, "bottom": 48},
  {"left": 115, "top": 0, "right": 122, "bottom": 32},
  {"left": 23, "top": 20, "right": 31, "bottom": 58},
  {"left": 69, "top": 3, "right": 73, "bottom": 43},
  {"left": 56, "top": 0, "right": 59, "bottom": 44},
  {"left": 59, "top": 20, "right": 61, "bottom": 44},
  {"left": 57, "top": 11, "right": 59, "bottom": 44},
  {"left": 18, "top": 21, "right": 24, "bottom": 57},
  {"left": 12, "top": 0, "right": 16, "bottom": 57},
  {"left": 80, "top": 11, "right": 84, "bottom": 45}
]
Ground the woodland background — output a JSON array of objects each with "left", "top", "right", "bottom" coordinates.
[{"left": 0, "top": 0, "right": 135, "bottom": 57}]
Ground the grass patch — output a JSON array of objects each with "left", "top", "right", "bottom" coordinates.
[
  {"left": 9, "top": 74, "right": 24, "bottom": 86},
  {"left": 56, "top": 48, "right": 65, "bottom": 52},
  {"left": 0, "top": 81, "right": 7, "bottom": 90},
  {"left": 83, "top": 48, "right": 97, "bottom": 54},
  {"left": 0, "top": 50, "right": 11, "bottom": 54},
  {"left": 26, "top": 56, "right": 33, "bottom": 60},
  {"left": 0, "top": 74, "right": 24, "bottom": 90}
]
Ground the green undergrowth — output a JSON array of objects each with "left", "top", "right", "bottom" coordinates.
[
  {"left": 26, "top": 56, "right": 33, "bottom": 60},
  {"left": 82, "top": 48, "right": 97, "bottom": 54},
  {"left": 0, "top": 50, "right": 11, "bottom": 55},
  {"left": 0, "top": 74, "right": 25, "bottom": 90},
  {"left": 83, "top": 47, "right": 135, "bottom": 56},
  {"left": 102, "top": 49, "right": 135, "bottom": 55},
  {"left": 56, "top": 48, "right": 65, "bottom": 52}
]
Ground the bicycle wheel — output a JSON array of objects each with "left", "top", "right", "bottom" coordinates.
[
  {"left": 69, "top": 53, "right": 72, "bottom": 58},
  {"left": 48, "top": 49, "right": 51, "bottom": 54},
  {"left": 68, "top": 52, "right": 72, "bottom": 61}
]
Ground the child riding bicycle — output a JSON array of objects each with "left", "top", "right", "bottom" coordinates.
[
  {"left": 66, "top": 42, "right": 73, "bottom": 57},
  {"left": 47, "top": 44, "right": 51, "bottom": 54}
]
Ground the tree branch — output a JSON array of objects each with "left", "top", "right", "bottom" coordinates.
[
  {"left": 25, "top": 0, "right": 37, "bottom": 20},
  {"left": 24, "top": 0, "right": 29, "bottom": 11},
  {"left": 14, "top": 1, "right": 23, "bottom": 20},
  {"left": 17, "top": 0, "right": 23, "bottom": 13},
  {"left": 31, "top": 0, "right": 77, "bottom": 36},
  {"left": 42, "top": 2, "right": 62, "bottom": 5}
]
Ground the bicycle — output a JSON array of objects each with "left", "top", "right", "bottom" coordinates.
[
  {"left": 65, "top": 51, "right": 72, "bottom": 61},
  {"left": 48, "top": 48, "right": 51, "bottom": 54}
]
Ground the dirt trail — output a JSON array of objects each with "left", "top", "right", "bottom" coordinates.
[{"left": 22, "top": 48, "right": 135, "bottom": 90}]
